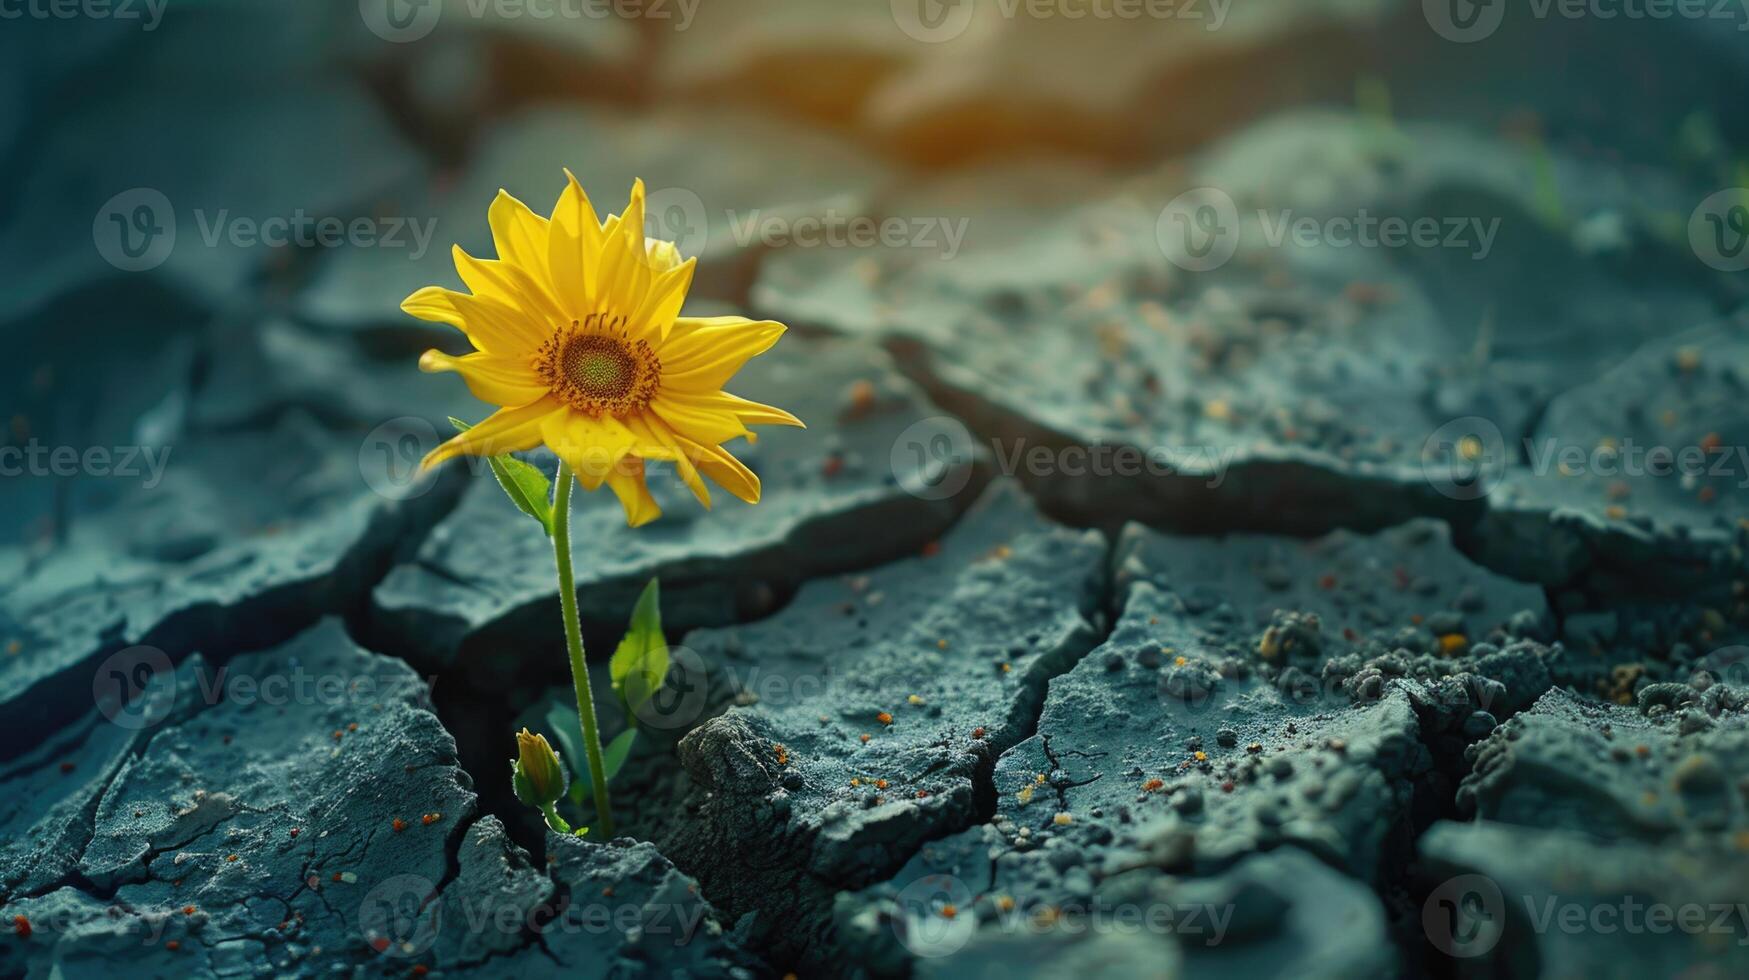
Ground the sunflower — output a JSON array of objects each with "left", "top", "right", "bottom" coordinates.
[{"left": 405, "top": 175, "right": 802, "bottom": 526}]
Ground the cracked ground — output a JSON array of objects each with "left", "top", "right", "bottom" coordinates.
[{"left": 4, "top": 2, "right": 1749, "bottom": 978}]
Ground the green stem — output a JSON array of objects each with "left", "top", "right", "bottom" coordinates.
[
  {"left": 552, "top": 463, "right": 614, "bottom": 837},
  {"left": 539, "top": 802, "right": 572, "bottom": 835}
]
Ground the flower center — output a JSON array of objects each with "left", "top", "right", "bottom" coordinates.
[{"left": 536, "top": 316, "right": 659, "bottom": 416}]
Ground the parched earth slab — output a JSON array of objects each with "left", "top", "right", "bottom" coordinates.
[
  {"left": 826, "top": 516, "right": 1566, "bottom": 976},
  {"left": 0, "top": 64, "right": 421, "bottom": 329},
  {"left": 868, "top": 847, "right": 1394, "bottom": 980},
  {"left": 369, "top": 333, "right": 989, "bottom": 679},
  {"left": 0, "top": 411, "right": 461, "bottom": 759},
  {"left": 1473, "top": 318, "right": 1749, "bottom": 592},
  {"left": 1418, "top": 821, "right": 1749, "bottom": 978},
  {"left": 296, "top": 104, "right": 888, "bottom": 335},
  {"left": 1459, "top": 686, "right": 1749, "bottom": 839},
  {"left": 752, "top": 109, "right": 1717, "bottom": 548},
  {"left": 0, "top": 620, "right": 755, "bottom": 978},
  {"left": 651, "top": 481, "right": 1107, "bottom": 969},
  {"left": 659, "top": 0, "right": 1402, "bottom": 166}
]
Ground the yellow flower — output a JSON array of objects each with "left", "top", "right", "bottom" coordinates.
[
  {"left": 406, "top": 175, "right": 803, "bottom": 526},
  {"left": 512, "top": 728, "right": 567, "bottom": 808}
]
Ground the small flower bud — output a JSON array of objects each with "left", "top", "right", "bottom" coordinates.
[{"left": 512, "top": 728, "right": 568, "bottom": 808}]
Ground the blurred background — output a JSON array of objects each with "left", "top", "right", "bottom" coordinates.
[
  {"left": 3, "top": 1, "right": 1749, "bottom": 976},
  {"left": 3, "top": 0, "right": 1747, "bottom": 544}
]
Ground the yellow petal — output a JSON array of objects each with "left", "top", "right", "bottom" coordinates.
[
  {"left": 598, "top": 182, "right": 652, "bottom": 321},
  {"left": 651, "top": 392, "right": 755, "bottom": 448},
  {"left": 422, "top": 396, "right": 560, "bottom": 469},
  {"left": 645, "top": 239, "right": 684, "bottom": 274},
  {"left": 453, "top": 245, "right": 566, "bottom": 327},
  {"left": 488, "top": 189, "right": 561, "bottom": 309},
  {"left": 694, "top": 390, "right": 805, "bottom": 429},
  {"left": 548, "top": 170, "right": 607, "bottom": 317},
  {"left": 691, "top": 440, "right": 761, "bottom": 505},
  {"left": 624, "top": 412, "right": 709, "bottom": 508},
  {"left": 540, "top": 408, "right": 638, "bottom": 490},
  {"left": 604, "top": 457, "right": 662, "bottom": 527},
  {"left": 632, "top": 257, "right": 696, "bottom": 342},
  {"left": 402, "top": 287, "right": 547, "bottom": 356},
  {"left": 419, "top": 349, "right": 549, "bottom": 407},
  {"left": 401, "top": 285, "right": 467, "bottom": 329},
  {"left": 658, "top": 317, "right": 786, "bottom": 393}
]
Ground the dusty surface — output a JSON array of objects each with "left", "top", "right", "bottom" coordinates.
[{"left": 4, "top": 4, "right": 1749, "bottom": 978}]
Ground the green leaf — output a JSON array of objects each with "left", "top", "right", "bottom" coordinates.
[
  {"left": 543, "top": 702, "right": 589, "bottom": 805},
  {"left": 610, "top": 580, "right": 669, "bottom": 721},
  {"left": 564, "top": 727, "right": 637, "bottom": 807},
  {"left": 545, "top": 705, "right": 638, "bottom": 805},
  {"left": 450, "top": 417, "right": 553, "bottom": 535}
]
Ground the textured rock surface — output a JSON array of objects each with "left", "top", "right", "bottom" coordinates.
[
  {"left": 663, "top": 0, "right": 1405, "bottom": 165},
  {"left": 877, "top": 847, "right": 1395, "bottom": 980},
  {"left": 369, "top": 333, "right": 988, "bottom": 679},
  {"left": 1474, "top": 317, "right": 1749, "bottom": 592},
  {"left": 0, "top": 621, "right": 757, "bottom": 978},
  {"left": 1460, "top": 687, "right": 1749, "bottom": 837},
  {"left": 8, "top": 6, "right": 1749, "bottom": 978},
  {"left": 1419, "top": 821, "right": 1749, "bottom": 978},
  {"left": 808, "top": 514, "right": 1580, "bottom": 976},
  {"left": 649, "top": 482, "right": 1105, "bottom": 969},
  {"left": 0, "top": 414, "right": 458, "bottom": 756},
  {"left": 753, "top": 109, "right": 1721, "bottom": 568},
  {"left": 3, "top": 65, "right": 419, "bottom": 326}
]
